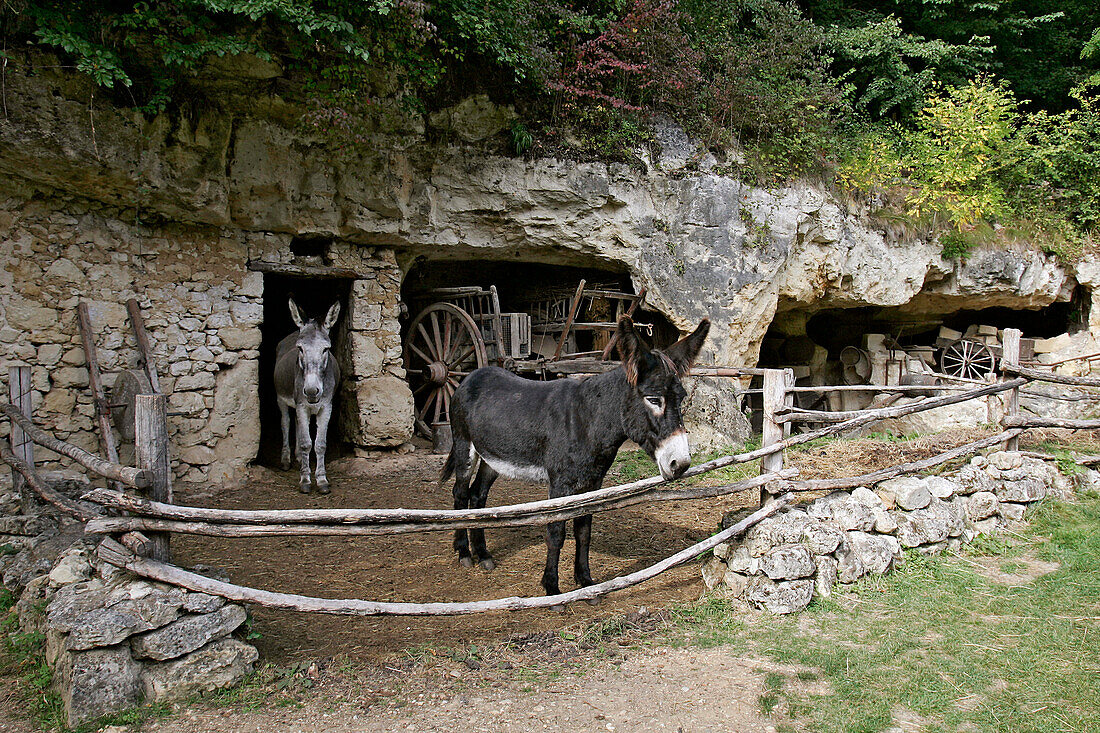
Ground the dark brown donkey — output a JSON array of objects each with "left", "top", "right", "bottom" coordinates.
[{"left": 442, "top": 316, "right": 710, "bottom": 600}]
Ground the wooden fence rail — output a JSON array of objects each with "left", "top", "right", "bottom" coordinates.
[{"left": 5, "top": 324, "right": 1100, "bottom": 616}]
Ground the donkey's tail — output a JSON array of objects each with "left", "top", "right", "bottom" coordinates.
[{"left": 440, "top": 445, "right": 457, "bottom": 487}]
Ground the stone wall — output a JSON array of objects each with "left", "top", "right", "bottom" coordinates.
[
  {"left": 17, "top": 541, "right": 258, "bottom": 727},
  {"left": 704, "top": 452, "right": 1076, "bottom": 613},
  {"left": 0, "top": 183, "right": 410, "bottom": 485}
]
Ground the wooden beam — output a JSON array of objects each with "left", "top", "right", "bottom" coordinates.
[
  {"left": 0, "top": 440, "right": 101, "bottom": 521},
  {"left": 84, "top": 469, "right": 798, "bottom": 537},
  {"left": 126, "top": 299, "right": 162, "bottom": 394},
  {"left": 760, "top": 369, "right": 788, "bottom": 506},
  {"left": 77, "top": 302, "right": 124, "bottom": 491},
  {"left": 135, "top": 394, "right": 171, "bottom": 561},
  {"left": 1, "top": 403, "right": 151, "bottom": 488},
  {"left": 1002, "top": 416, "right": 1100, "bottom": 430},
  {"left": 1001, "top": 328, "right": 1022, "bottom": 451},
  {"left": 246, "top": 260, "right": 364, "bottom": 279},
  {"left": 553, "top": 280, "right": 587, "bottom": 361},
  {"left": 798, "top": 429, "right": 1023, "bottom": 492},
  {"left": 1002, "top": 362, "right": 1100, "bottom": 388},
  {"left": 7, "top": 366, "right": 33, "bottom": 510},
  {"left": 93, "top": 495, "right": 792, "bottom": 616}
]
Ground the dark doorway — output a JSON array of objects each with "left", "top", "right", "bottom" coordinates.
[{"left": 257, "top": 273, "right": 355, "bottom": 467}]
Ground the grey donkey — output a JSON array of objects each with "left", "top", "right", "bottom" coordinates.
[{"left": 274, "top": 299, "right": 342, "bottom": 493}]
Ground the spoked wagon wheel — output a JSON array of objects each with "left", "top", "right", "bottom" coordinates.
[
  {"left": 404, "top": 303, "right": 488, "bottom": 438},
  {"left": 940, "top": 338, "right": 997, "bottom": 380}
]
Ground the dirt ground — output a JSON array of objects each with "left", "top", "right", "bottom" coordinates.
[{"left": 171, "top": 447, "right": 758, "bottom": 663}]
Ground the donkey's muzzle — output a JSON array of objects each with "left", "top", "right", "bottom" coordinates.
[{"left": 656, "top": 430, "right": 691, "bottom": 481}]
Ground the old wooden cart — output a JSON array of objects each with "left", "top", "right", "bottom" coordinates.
[{"left": 402, "top": 280, "right": 646, "bottom": 438}]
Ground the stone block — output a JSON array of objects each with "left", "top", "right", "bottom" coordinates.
[
  {"left": 183, "top": 593, "right": 226, "bottom": 614},
  {"left": 131, "top": 604, "right": 247, "bottom": 661},
  {"left": 892, "top": 499, "right": 961, "bottom": 548},
  {"left": 341, "top": 375, "right": 414, "bottom": 447},
  {"left": 701, "top": 557, "right": 725, "bottom": 589},
  {"left": 218, "top": 326, "right": 261, "bottom": 350},
  {"left": 759, "top": 544, "right": 815, "bottom": 580},
  {"left": 995, "top": 476, "right": 1048, "bottom": 503},
  {"left": 925, "top": 476, "right": 958, "bottom": 500},
  {"left": 814, "top": 556, "right": 838, "bottom": 598},
  {"left": 744, "top": 577, "right": 814, "bottom": 615},
  {"left": 836, "top": 531, "right": 900, "bottom": 583},
  {"left": 998, "top": 502, "right": 1027, "bottom": 521},
  {"left": 966, "top": 491, "right": 999, "bottom": 521},
  {"left": 141, "top": 638, "right": 259, "bottom": 703},
  {"left": 348, "top": 332, "right": 385, "bottom": 378},
  {"left": 54, "top": 644, "right": 142, "bottom": 727},
  {"left": 879, "top": 477, "right": 931, "bottom": 511}
]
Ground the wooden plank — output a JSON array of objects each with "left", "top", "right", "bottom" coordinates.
[
  {"left": 126, "top": 299, "right": 162, "bottom": 394},
  {"left": 84, "top": 468, "right": 798, "bottom": 536},
  {"left": 135, "top": 394, "right": 171, "bottom": 562},
  {"left": 1001, "top": 328, "right": 1021, "bottom": 451},
  {"left": 552, "top": 280, "right": 586, "bottom": 361},
  {"left": 247, "top": 260, "right": 363, "bottom": 279},
  {"left": 1, "top": 403, "right": 151, "bottom": 487},
  {"left": 7, "top": 366, "right": 33, "bottom": 510},
  {"left": 93, "top": 495, "right": 792, "bottom": 616},
  {"left": 77, "top": 302, "right": 123, "bottom": 491},
  {"left": 760, "top": 368, "right": 786, "bottom": 506}
]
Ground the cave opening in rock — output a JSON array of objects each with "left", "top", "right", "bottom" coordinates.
[
  {"left": 257, "top": 272, "right": 355, "bottom": 468},
  {"left": 399, "top": 258, "right": 677, "bottom": 437}
]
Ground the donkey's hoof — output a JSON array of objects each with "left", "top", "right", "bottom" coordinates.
[
  {"left": 316, "top": 482, "right": 331, "bottom": 495},
  {"left": 298, "top": 483, "right": 312, "bottom": 494},
  {"left": 459, "top": 557, "right": 474, "bottom": 569},
  {"left": 584, "top": 596, "right": 602, "bottom": 607},
  {"left": 549, "top": 603, "right": 566, "bottom": 613},
  {"left": 479, "top": 558, "right": 496, "bottom": 572},
  {"left": 280, "top": 460, "right": 291, "bottom": 471}
]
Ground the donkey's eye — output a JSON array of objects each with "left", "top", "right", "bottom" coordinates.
[{"left": 645, "top": 396, "right": 665, "bottom": 408}]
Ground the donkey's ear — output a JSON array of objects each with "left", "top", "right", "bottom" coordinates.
[
  {"left": 323, "top": 301, "right": 341, "bottom": 331},
  {"left": 664, "top": 319, "right": 710, "bottom": 377},
  {"left": 288, "top": 299, "right": 306, "bottom": 329},
  {"left": 615, "top": 317, "right": 650, "bottom": 386}
]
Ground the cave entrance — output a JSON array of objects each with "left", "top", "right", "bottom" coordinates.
[
  {"left": 400, "top": 258, "right": 676, "bottom": 436},
  {"left": 257, "top": 272, "right": 355, "bottom": 468}
]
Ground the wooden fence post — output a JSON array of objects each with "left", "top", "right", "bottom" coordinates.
[
  {"left": 8, "top": 366, "right": 34, "bottom": 512},
  {"left": 1001, "top": 328, "right": 1021, "bottom": 452},
  {"left": 760, "top": 368, "right": 790, "bottom": 507},
  {"left": 135, "top": 393, "right": 171, "bottom": 562}
]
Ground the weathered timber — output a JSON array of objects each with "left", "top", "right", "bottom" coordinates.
[
  {"left": 553, "top": 280, "right": 587, "bottom": 361},
  {"left": 93, "top": 495, "right": 791, "bottom": 616},
  {"left": 126, "top": 299, "right": 162, "bottom": 394},
  {"left": 84, "top": 469, "right": 798, "bottom": 537},
  {"left": 135, "top": 394, "right": 171, "bottom": 561},
  {"left": 760, "top": 369, "right": 793, "bottom": 505},
  {"left": 785, "top": 384, "right": 961, "bottom": 393},
  {"left": 1002, "top": 415, "right": 1100, "bottom": 430},
  {"left": 1, "top": 403, "right": 151, "bottom": 488},
  {"left": 797, "top": 429, "right": 1024, "bottom": 492},
  {"left": 0, "top": 441, "right": 101, "bottom": 521},
  {"left": 77, "top": 302, "right": 124, "bottom": 491},
  {"left": 120, "top": 531, "right": 154, "bottom": 557},
  {"left": 8, "top": 366, "right": 33, "bottom": 507},
  {"left": 1002, "top": 362, "right": 1100, "bottom": 387},
  {"left": 1075, "top": 454, "right": 1100, "bottom": 466},
  {"left": 1002, "top": 329, "right": 1022, "bottom": 451},
  {"left": 247, "top": 260, "right": 365, "bottom": 279},
  {"left": 777, "top": 377, "right": 1028, "bottom": 427}
]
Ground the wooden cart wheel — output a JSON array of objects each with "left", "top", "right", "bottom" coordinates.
[
  {"left": 940, "top": 338, "right": 997, "bottom": 380},
  {"left": 109, "top": 369, "right": 152, "bottom": 442},
  {"left": 403, "top": 303, "right": 488, "bottom": 438}
]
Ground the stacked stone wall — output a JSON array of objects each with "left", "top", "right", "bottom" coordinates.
[
  {"left": 0, "top": 186, "right": 411, "bottom": 486},
  {"left": 704, "top": 452, "right": 1076, "bottom": 613}
]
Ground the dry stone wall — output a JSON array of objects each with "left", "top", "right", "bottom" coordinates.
[
  {"left": 0, "top": 185, "right": 409, "bottom": 485},
  {"left": 17, "top": 540, "right": 258, "bottom": 727},
  {"left": 704, "top": 452, "right": 1076, "bottom": 614}
]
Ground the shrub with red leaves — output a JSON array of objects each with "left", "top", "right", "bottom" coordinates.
[{"left": 549, "top": 0, "right": 703, "bottom": 117}]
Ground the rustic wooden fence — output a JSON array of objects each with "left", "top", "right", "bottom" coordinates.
[{"left": 4, "top": 329, "right": 1099, "bottom": 615}]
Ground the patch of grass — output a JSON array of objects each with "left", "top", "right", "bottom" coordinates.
[
  {"left": 669, "top": 494, "right": 1100, "bottom": 732},
  {"left": 77, "top": 701, "right": 173, "bottom": 732},
  {"left": 1, "top": 625, "right": 66, "bottom": 730},
  {"left": 759, "top": 671, "right": 786, "bottom": 714}
]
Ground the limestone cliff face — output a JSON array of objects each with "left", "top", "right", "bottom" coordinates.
[{"left": 1, "top": 62, "right": 1093, "bottom": 456}]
